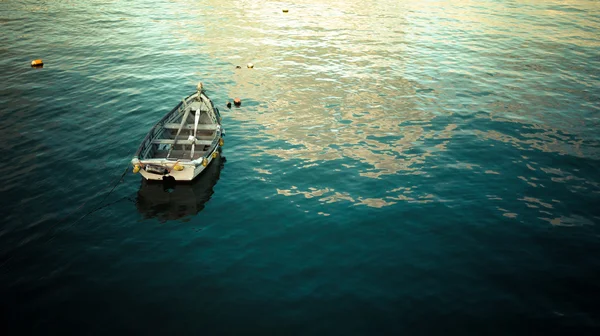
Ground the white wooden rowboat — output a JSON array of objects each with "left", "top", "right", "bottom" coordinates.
[{"left": 131, "top": 83, "right": 224, "bottom": 181}]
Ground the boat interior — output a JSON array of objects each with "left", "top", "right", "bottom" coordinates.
[{"left": 147, "top": 100, "right": 218, "bottom": 161}]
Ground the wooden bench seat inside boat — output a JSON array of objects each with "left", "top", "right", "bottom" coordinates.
[
  {"left": 162, "top": 123, "right": 218, "bottom": 130},
  {"left": 153, "top": 150, "right": 207, "bottom": 160},
  {"left": 162, "top": 134, "right": 214, "bottom": 141},
  {"left": 152, "top": 139, "right": 213, "bottom": 146}
]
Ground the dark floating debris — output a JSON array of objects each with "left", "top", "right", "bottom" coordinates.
[
  {"left": 283, "top": 9, "right": 289, "bottom": 13},
  {"left": 235, "top": 65, "right": 241, "bottom": 69},
  {"left": 233, "top": 98, "right": 242, "bottom": 107},
  {"left": 226, "top": 102, "right": 232, "bottom": 109}
]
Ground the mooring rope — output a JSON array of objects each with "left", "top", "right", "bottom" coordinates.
[
  {"left": 0, "top": 161, "right": 133, "bottom": 269},
  {"left": 66, "top": 166, "right": 130, "bottom": 227},
  {"left": 47, "top": 152, "right": 136, "bottom": 239}
]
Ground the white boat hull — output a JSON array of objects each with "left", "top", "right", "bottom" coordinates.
[{"left": 135, "top": 146, "right": 220, "bottom": 182}]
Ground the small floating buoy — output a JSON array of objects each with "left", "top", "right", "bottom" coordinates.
[
  {"left": 235, "top": 65, "right": 241, "bottom": 69},
  {"left": 283, "top": 9, "right": 289, "bottom": 13},
  {"left": 233, "top": 97, "right": 241, "bottom": 106},
  {"left": 31, "top": 59, "right": 43, "bottom": 67},
  {"left": 226, "top": 102, "right": 232, "bottom": 109},
  {"left": 247, "top": 63, "right": 254, "bottom": 69}
]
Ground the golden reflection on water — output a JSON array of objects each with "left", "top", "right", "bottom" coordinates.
[{"left": 167, "top": 0, "right": 599, "bottom": 213}]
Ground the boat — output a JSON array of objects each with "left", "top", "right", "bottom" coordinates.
[
  {"left": 131, "top": 83, "right": 224, "bottom": 181},
  {"left": 136, "top": 154, "right": 224, "bottom": 222}
]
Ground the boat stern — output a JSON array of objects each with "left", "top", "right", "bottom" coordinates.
[{"left": 133, "top": 160, "right": 196, "bottom": 181}]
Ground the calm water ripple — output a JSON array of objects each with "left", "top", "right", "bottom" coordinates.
[{"left": 1, "top": 0, "right": 600, "bottom": 333}]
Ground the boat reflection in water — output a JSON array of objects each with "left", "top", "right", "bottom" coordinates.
[{"left": 136, "top": 155, "right": 225, "bottom": 222}]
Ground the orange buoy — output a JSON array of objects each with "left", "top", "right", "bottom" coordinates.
[
  {"left": 233, "top": 97, "right": 242, "bottom": 106},
  {"left": 31, "top": 59, "right": 43, "bottom": 67}
]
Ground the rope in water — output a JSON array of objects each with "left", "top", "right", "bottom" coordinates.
[
  {"left": 44, "top": 159, "right": 133, "bottom": 243},
  {"left": 0, "top": 157, "right": 134, "bottom": 269},
  {"left": 60, "top": 167, "right": 130, "bottom": 230}
]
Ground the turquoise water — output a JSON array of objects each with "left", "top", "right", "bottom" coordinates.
[{"left": 2, "top": 0, "right": 600, "bottom": 333}]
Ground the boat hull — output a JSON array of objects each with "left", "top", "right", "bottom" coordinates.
[
  {"left": 136, "top": 155, "right": 224, "bottom": 221},
  {"left": 132, "top": 85, "right": 224, "bottom": 182},
  {"left": 136, "top": 146, "right": 220, "bottom": 182}
]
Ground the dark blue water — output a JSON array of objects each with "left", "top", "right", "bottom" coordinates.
[{"left": 2, "top": 0, "right": 600, "bottom": 334}]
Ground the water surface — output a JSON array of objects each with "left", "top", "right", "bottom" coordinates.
[{"left": 1, "top": 0, "right": 600, "bottom": 333}]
